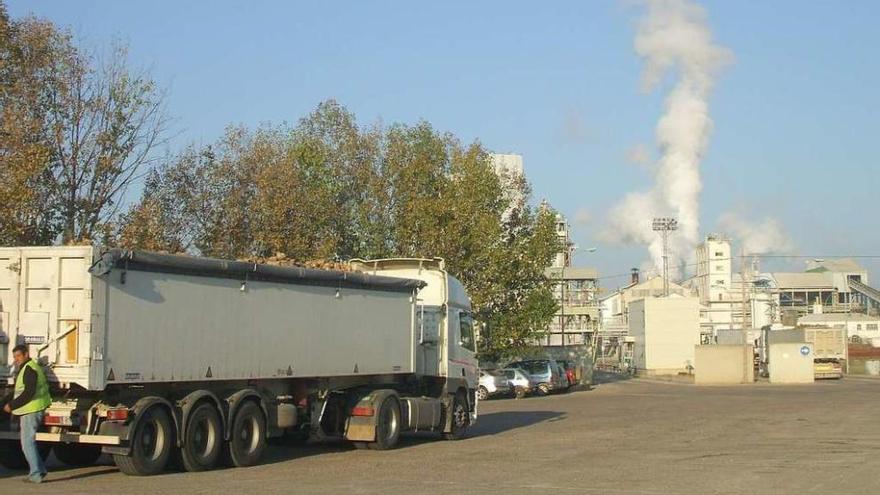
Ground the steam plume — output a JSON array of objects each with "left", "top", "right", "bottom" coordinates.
[
  {"left": 605, "top": 0, "right": 731, "bottom": 275},
  {"left": 718, "top": 213, "right": 794, "bottom": 255}
]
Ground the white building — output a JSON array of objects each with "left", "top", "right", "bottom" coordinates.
[
  {"left": 490, "top": 153, "right": 526, "bottom": 217},
  {"left": 693, "top": 235, "right": 736, "bottom": 334},
  {"left": 798, "top": 313, "right": 880, "bottom": 342},
  {"left": 629, "top": 297, "right": 702, "bottom": 375}
]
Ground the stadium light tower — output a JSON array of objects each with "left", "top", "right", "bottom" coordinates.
[{"left": 652, "top": 217, "right": 678, "bottom": 297}]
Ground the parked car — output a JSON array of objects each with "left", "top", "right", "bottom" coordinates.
[
  {"left": 507, "top": 359, "right": 569, "bottom": 395},
  {"left": 501, "top": 368, "right": 533, "bottom": 399},
  {"left": 478, "top": 369, "right": 512, "bottom": 400}
]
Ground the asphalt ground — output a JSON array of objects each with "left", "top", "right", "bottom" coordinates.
[{"left": 2, "top": 375, "right": 879, "bottom": 494}]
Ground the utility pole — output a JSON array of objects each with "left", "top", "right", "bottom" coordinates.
[
  {"left": 652, "top": 218, "right": 678, "bottom": 296},
  {"left": 560, "top": 265, "right": 566, "bottom": 348},
  {"left": 740, "top": 247, "right": 752, "bottom": 382}
]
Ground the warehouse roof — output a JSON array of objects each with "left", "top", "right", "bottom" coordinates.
[
  {"left": 91, "top": 249, "right": 426, "bottom": 293},
  {"left": 805, "top": 258, "right": 865, "bottom": 274},
  {"left": 771, "top": 272, "right": 832, "bottom": 289}
]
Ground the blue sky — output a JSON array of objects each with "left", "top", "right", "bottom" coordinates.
[{"left": 9, "top": 1, "right": 879, "bottom": 285}]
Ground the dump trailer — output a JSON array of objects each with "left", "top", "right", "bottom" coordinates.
[
  {"left": 764, "top": 326, "right": 846, "bottom": 379},
  {"left": 0, "top": 246, "right": 478, "bottom": 475}
]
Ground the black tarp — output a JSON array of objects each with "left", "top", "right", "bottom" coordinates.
[{"left": 90, "top": 249, "right": 425, "bottom": 293}]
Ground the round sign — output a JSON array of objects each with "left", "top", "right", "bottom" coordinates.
[{"left": 800, "top": 345, "right": 810, "bottom": 356}]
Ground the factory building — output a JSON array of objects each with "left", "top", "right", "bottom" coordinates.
[{"left": 543, "top": 213, "right": 599, "bottom": 347}]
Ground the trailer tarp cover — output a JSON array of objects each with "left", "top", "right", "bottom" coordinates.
[{"left": 91, "top": 249, "right": 426, "bottom": 292}]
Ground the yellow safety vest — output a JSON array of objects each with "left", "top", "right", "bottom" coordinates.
[{"left": 12, "top": 359, "right": 51, "bottom": 416}]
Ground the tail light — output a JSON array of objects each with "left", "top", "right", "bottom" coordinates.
[
  {"left": 106, "top": 408, "right": 130, "bottom": 421},
  {"left": 350, "top": 406, "right": 375, "bottom": 417},
  {"left": 44, "top": 415, "right": 76, "bottom": 427}
]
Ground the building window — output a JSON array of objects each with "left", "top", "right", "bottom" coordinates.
[
  {"left": 715, "top": 252, "right": 723, "bottom": 257},
  {"left": 715, "top": 280, "right": 724, "bottom": 285},
  {"left": 715, "top": 265, "right": 724, "bottom": 271},
  {"left": 857, "top": 324, "right": 862, "bottom": 331},
  {"left": 867, "top": 324, "right": 879, "bottom": 331}
]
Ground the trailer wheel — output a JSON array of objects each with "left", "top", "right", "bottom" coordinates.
[
  {"left": 442, "top": 392, "right": 470, "bottom": 441},
  {"left": 54, "top": 443, "right": 103, "bottom": 467},
  {"left": 0, "top": 439, "right": 51, "bottom": 470},
  {"left": 180, "top": 402, "right": 223, "bottom": 472},
  {"left": 114, "top": 406, "right": 173, "bottom": 476},
  {"left": 367, "top": 396, "right": 401, "bottom": 450},
  {"left": 226, "top": 401, "right": 266, "bottom": 467}
]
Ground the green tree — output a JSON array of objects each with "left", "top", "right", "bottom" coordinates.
[{"left": 118, "top": 101, "right": 559, "bottom": 358}]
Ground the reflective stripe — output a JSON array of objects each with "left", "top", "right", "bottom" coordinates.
[{"left": 12, "top": 360, "right": 51, "bottom": 416}]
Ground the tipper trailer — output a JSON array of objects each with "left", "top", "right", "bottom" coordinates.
[{"left": 0, "top": 246, "right": 478, "bottom": 475}]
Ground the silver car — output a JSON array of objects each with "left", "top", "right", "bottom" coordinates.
[
  {"left": 506, "top": 359, "right": 569, "bottom": 395},
  {"left": 478, "top": 369, "right": 511, "bottom": 400},
  {"left": 501, "top": 368, "right": 533, "bottom": 399}
]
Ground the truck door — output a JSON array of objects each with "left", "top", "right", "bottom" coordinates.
[{"left": 448, "top": 309, "right": 477, "bottom": 390}]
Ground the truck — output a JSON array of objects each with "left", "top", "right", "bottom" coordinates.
[
  {"left": 761, "top": 325, "right": 847, "bottom": 379},
  {"left": 0, "top": 246, "right": 478, "bottom": 475}
]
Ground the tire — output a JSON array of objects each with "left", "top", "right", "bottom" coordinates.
[
  {"left": 514, "top": 387, "right": 527, "bottom": 399},
  {"left": 54, "top": 443, "right": 102, "bottom": 467},
  {"left": 0, "top": 439, "right": 51, "bottom": 470},
  {"left": 180, "top": 402, "right": 223, "bottom": 472},
  {"left": 367, "top": 396, "right": 401, "bottom": 450},
  {"left": 114, "top": 406, "right": 173, "bottom": 476},
  {"left": 442, "top": 392, "right": 470, "bottom": 441},
  {"left": 537, "top": 383, "right": 551, "bottom": 396},
  {"left": 226, "top": 401, "right": 267, "bottom": 467},
  {"left": 477, "top": 386, "right": 489, "bottom": 401}
]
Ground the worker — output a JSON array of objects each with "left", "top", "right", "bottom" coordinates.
[{"left": 2, "top": 344, "right": 51, "bottom": 483}]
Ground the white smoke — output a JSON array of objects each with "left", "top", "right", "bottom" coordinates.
[
  {"left": 605, "top": 0, "right": 732, "bottom": 276},
  {"left": 718, "top": 212, "right": 794, "bottom": 255}
]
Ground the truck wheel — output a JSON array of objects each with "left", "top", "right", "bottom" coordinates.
[
  {"left": 54, "top": 443, "right": 103, "bottom": 467},
  {"left": 180, "top": 402, "right": 223, "bottom": 472},
  {"left": 0, "top": 439, "right": 50, "bottom": 470},
  {"left": 442, "top": 392, "right": 470, "bottom": 440},
  {"left": 477, "top": 386, "right": 489, "bottom": 401},
  {"left": 114, "top": 406, "right": 173, "bottom": 476},
  {"left": 226, "top": 401, "right": 266, "bottom": 467},
  {"left": 367, "top": 396, "right": 401, "bottom": 450}
]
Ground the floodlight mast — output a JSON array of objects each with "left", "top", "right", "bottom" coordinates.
[{"left": 652, "top": 217, "right": 678, "bottom": 297}]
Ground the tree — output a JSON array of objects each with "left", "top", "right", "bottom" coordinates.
[
  {"left": 0, "top": 7, "right": 64, "bottom": 244},
  {"left": 48, "top": 43, "right": 168, "bottom": 243},
  {"left": 0, "top": 3, "right": 168, "bottom": 245},
  {"left": 118, "top": 100, "right": 559, "bottom": 359}
]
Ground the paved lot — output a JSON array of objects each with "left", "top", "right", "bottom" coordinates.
[{"left": 2, "top": 376, "right": 880, "bottom": 494}]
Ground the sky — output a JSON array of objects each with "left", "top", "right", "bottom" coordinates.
[{"left": 8, "top": 0, "right": 879, "bottom": 286}]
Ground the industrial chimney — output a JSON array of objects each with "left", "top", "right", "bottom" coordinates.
[{"left": 631, "top": 268, "right": 640, "bottom": 285}]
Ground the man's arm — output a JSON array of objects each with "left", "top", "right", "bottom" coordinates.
[{"left": 6, "top": 366, "right": 36, "bottom": 411}]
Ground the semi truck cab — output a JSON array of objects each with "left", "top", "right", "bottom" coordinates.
[{"left": 350, "top": 257, "right": 479, "bottom": 424}]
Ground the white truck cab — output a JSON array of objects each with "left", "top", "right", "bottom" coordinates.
[{"left": 350, "top": 258, "right": 479, "bottom": 422}]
